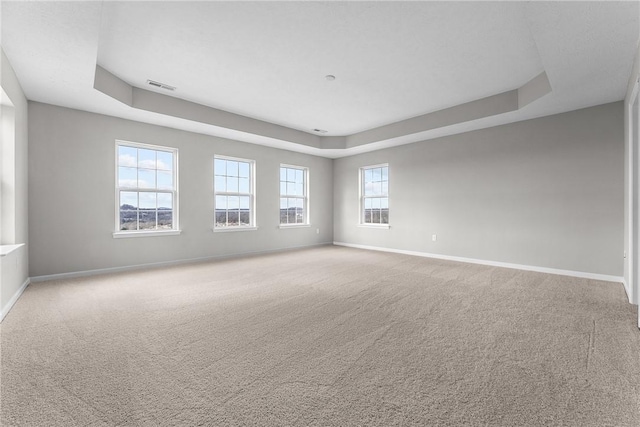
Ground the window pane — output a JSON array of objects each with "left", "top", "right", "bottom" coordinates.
[
  {"left": 280, "top": 198, "right": 288, "bottom": 223},
  {"left": 138, "top": 169, "right": 156, "bottom": 189},
  {"left": 118, "top": 167, "right": 137, "bottom": 188},
  {"left": 372, "top": 209, "right": 381, "bottom": 223},
  {"left": 287, "top": 168, "right": 296, "bottom": 181},
  {"left": 381, "top": 197, "right": 389, "bottom": 209},
  {"left": 156, "top": 151, "right": 173, "bottom": 171},
  {"left": 280, "top": 182, "right": 286, "bottom": 196},
  {"left": 215, "top": 195, "right": 227, "bottom": 226},
  {"left": 139, "top": 209, "right": 157, "bottom": 230},
  {"left": 364, "top": 169, "right": 373, "bottom": 184},
  {"left": 287, "top": 198, "right": 296, "bottom": 223},
  {"left": 372, "top": 182, "right": 382, "bottom": 196},
  {"left": 240, "top": 211, "right": 250, "bottom": 226},
  {"left": 295, "top": 183, "right": 303, "bottom": 196},
  {"left": 228, "top": 209, "right": 239, "bottom": 226},
  {"left": 227, "top": 161, "right": 239, "bottom": 177},
  {"left": 381, "top": 209, "right": 389, "bottom": 224},
  {"left": 238, "top": 162, "right": 250, "bottom": 178},
  {"left": 118, "top": 146, "right": 137, "bottom": 167},
  {"left": 372, "top": 168, "right": 382, "bottom": 182},
  {"left": 214, "top": 158, "right": 226, "bottom": 176},
  {"left": 228, "top": 196, "right": 239, "bottom": 210},
  {"left": 216, "top": 195, "right": 227, "bottom": 210},
  {"left": 364, "top": 181, "right": 373, "bottom": 196},
  {"left": 364, "top": 209, "right": 372, "bottom": 223},
  {"left": 157, "top": 170, "right": 173, "bottom": 190},
  {"left": 215, "top": 175, "right": 226, "bottom": 192},
  {"left": 372, "top": 198, "right": 381, "bottom": 209},
  {"left": 120, "top": 210, "right": 137, "bottom": 230},
  {"left": 382, "top": 181, "right": 388, "bottom": 196},
  {"left": 239, "top": 177, "right": 249, "bottom": 193},
  {"left": 382, "top": 167, "right": 388, "bottom": 182},
  {"left": 295, "top": 169, "right": 303, "bottom": 184},
  {"left": 139, "top": 192, "right": 156, "bottom": 209},
  {"left": 158, "top": 210, "right": 172, "bottom": 229},
  {"left": 280, "top": 167, "right": 287, "bottom": 181},
  {"left": 227, "top": 176, "right": 239, "bottom": 192},
  {"left": 296, "top": 198, "right": 304, "bottom": 224},
  {"left": 157, "top": 193, "right": 172, "bottom": 209},
  {"left": 138, "top": 149, "right": 156, "bottom": 169},
  {"left": 215, "top": 210, "right": 227, "bottom": 226},
  {"left": 287, "top": 182, "right": 295, "bottom": 196},
  {"left": 120, "top": 191, "right": 138, "bottom": 209},
  {"left": 239, "top": 196, "right": 250, "bottom": 210}
]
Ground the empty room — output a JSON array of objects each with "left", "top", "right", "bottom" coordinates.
[{"left": 1, "top": 1, "right": 640, "bottom": 426}]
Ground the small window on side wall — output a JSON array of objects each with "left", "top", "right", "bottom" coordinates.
[
  {"left": 360, "top": 164, "right": 389, "bottom": 226},
  {"left": 214, "top": 156, "right": 255, "bottom": 230},
  {"left": 115, "top": 141, "right": 178, "bottom": 236},
  {"left": 280, "top": 165, "right": 308, "bottom": 226}
]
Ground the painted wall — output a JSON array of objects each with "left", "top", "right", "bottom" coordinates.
[
  {"left": 334, "top": 102, "right": 624, "bottom": 277},
  {"left": 1, "top": 48, "right": 29, "bottom": 316},
  {"left": 623, "top": 39, "right": 640, "bottom": 305},
  {"left": 28, "top": 103, "right": 333, "bottom": 277}
]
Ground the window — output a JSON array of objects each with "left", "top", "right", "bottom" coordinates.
[
  {"left": 115, "top": 141, "right": 178, "bottom": 236},
  {"left": 361, "top": 164, "right": 389, "bottom": 226},
  {"left": 214, "top": 156, "right": 255, "bottom": 229},
  {"left": 280, "top": 165, "right": 308, "bottom": 225}
]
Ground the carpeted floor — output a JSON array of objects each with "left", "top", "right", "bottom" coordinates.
[{"left": 1, "top": 246, "right": 639, "bottom": 426}]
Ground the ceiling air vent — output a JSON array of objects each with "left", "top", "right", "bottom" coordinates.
[
  {"left": 312, "top": 129, "right": 328, "bottom": 134},
  {"left": 146, "top": 79, "right": 176, "bottom": 91}
]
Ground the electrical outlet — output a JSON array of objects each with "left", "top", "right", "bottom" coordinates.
[{"left": 432, "top": 234, "right": 437, "bottom": 242}]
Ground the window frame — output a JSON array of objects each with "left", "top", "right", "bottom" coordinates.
[
  {"left": 213, "top": 154, "right": 257, "bottom": 232},
  {"left": 113, "top": 140, "right": 180, "bottom": 238},
  {"left": 359, "top": 163, "right": 390, "bottom": 229},
  {"left": 279, "top": 164, "right": 310, "bottom": 228}
]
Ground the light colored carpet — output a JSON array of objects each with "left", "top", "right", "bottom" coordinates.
[{"left": 1, "top": 246, "right": 639, "bottom": 426}]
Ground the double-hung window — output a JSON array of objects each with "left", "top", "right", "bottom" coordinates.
[
  {"left": 214, "top": 156, "right": 255, "bottom": 230},
  {"left": 360, "top": 164, "right": 389, "bottom": 226},
  {"left": 115, "top": 141, "right": 178, "bottom": 236},
  {"left": 280, "top": 165, "right": 308, "bottom": 226}
]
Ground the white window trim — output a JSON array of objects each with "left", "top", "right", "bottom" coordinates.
[
  {"left": 113, "top": 140, "right": 180, "bottom": 238},
  {"left": 359, "top": 163, "right": 389, "bottom": 227},
  {"left": 214, "top": 154, "right": 256, "bottom": 231},
  {"left": 358, "top": 224, "right": 391, "bottom": 229},
  {"left": 279, "top": 163, "right": 310, "bottom": 226}
]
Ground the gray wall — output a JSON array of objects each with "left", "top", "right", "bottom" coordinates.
[
  {"left": 28, "top": 103, "right": 333, "bottom": 277},
  {"left": 1, "top": 47, "right": 29, "bottom": 313},
  {"left": 334, "top": 102, "right": 624, "bottom": 277}
]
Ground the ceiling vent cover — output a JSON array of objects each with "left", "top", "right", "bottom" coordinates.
[
  {"left": 147, "top": 80, "right": 176, "bottom": 91},
  {"left": 312, "top": 129, "right": 328, "bottom": 134}
]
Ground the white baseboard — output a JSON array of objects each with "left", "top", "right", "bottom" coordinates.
[
  {"left": 333, "top": 242, "right": 624, "bottom": 284},
  {"left": 1, "top": 277, "right": 30, "bottom": 322},
  {"left": 622, "top": 279, "right": 632, "bottom": 303},
  {"left": 30, "top": 242, "right": 333, "bottom": 283}
]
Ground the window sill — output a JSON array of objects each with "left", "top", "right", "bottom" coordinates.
[
  {"left": 213, "top": 226, "right": 258, "bottom": 233},
  {"left": 113, "top": 230, "right": 182, "bottom": 239},
  {"left": 358, "top": 224, "right": 391, "bottom": 229},
  {"left": 279, "top": 224, "right": 311, "bottom": 229},
  {"left": 1, "top": 243, "right": 25, "bottom": 257}
]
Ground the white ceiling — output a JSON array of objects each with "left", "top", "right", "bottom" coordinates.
[{"left": 1, "top": 1, "right": 639, "bottom": 158}]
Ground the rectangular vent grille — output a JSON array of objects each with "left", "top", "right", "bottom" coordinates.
[{"left": 147, "top": 80, "right": 176, "bottom": 91}]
